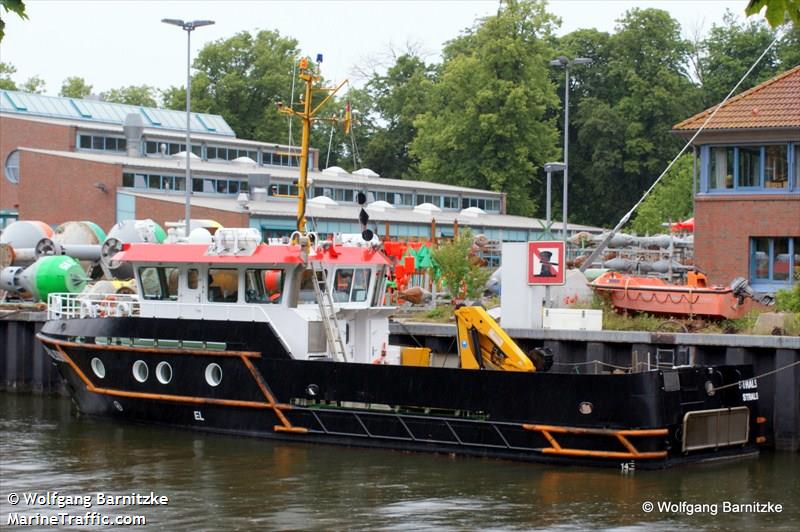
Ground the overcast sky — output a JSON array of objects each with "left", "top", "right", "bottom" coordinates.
[{"left": 2, "top": 1, "right": 749, "bottom": 96}]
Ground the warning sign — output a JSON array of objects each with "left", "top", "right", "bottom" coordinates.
[{"left": 527, "top": 241, "right": 565, "bottom": 285}]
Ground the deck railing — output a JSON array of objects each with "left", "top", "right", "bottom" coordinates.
[{"left": 47, "top": 293, "right": 141, "bottom": 320}]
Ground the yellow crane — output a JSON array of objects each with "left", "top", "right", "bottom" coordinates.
[{"left": 455, "top": 305, "right": 549, "bottom": 372}]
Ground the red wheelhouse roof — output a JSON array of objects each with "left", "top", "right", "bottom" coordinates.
[{"left": 114, "top": 243, "right": 391, "bottom": 266}]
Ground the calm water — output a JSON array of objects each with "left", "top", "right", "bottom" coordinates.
[{"left": 1, "top": 394, "right": 797, "bottom": 531}]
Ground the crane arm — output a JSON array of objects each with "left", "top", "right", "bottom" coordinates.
[{"left": 454, "top": 306, "right": 534, "bottom": 372}]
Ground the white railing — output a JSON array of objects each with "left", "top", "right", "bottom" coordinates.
[{"left": 47, "top": 293, "right": 141, "bottom": 320}]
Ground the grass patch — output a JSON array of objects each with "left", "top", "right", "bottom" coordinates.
[{"left": 415, "top": 305, "right": 454, "bottom": 323}]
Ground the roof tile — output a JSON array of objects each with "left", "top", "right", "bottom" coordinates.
[{"left": 673, "top": 65, "right": 800, "bottom": 131}]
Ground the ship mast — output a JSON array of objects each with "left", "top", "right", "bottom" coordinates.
[{"left": 279, "top": 57, "right": 348, "bottom": 234}]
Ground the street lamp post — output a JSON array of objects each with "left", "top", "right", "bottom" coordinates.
[
  {"left": 549, "top": 56, "right": 592, "bottom": 243},
  {"left": 162, "top": 18, "right": 215, "bottom": 236},
  {"left": 543, "top": 162, "right": 565, "bottom": 232}
]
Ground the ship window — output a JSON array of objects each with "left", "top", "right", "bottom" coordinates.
[
  {"left": 208, "top": 269, "right": 239, "bottom": 303},
  {"left": 245, "top": 269, "right": 283, "bottom": 304},
  {"left": 139, "top": 267, "right": 164, "bottom": 300},
  {"left": 91, "top": 357, "right": 106, "bottom": 379},
  {"left": 332, "top": 268, "right": 371, "bottom": 303},
  {"left": 187, "top": 268, "right": 199, "bottom": 289},
  {"left": 156, "top": 362, "right": 172, "bottom": 384},
  {"left": 132, "top": 360, "right": 149, "bottom": 383},
  {"left": 205, "top": 363, "right": 222, "bottom": 387},
  {"left": 165, "top": 267, "right": 179, "bottom": 300},
  {"left": 298, "top": 269, "right": 317, "bottom": 303}
]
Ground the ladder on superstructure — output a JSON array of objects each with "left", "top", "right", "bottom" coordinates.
[{"left": 309, "top": 261, "right": 348, "bottom": 362}]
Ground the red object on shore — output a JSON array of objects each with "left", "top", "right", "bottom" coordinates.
[
  {"left": 589, "top": 271, "right": 759, "bottom": 319},
  {"left": 669, "top": 218, "right": 694, "bottom": 232}
]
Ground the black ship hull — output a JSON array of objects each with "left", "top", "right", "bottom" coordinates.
[{"left": 39, "top": 317, "right": 762, "bottom": 469}]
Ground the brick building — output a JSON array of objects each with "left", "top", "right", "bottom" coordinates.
[
  {"left": 673, "top": 65, "right": 800, "bottom": 293},
  {"left": 1, "top": 90, "right": 599, "bottom": 261}
]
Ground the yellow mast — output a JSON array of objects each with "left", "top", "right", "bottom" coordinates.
[{"left": 279, "top": 57, "right": 348, "bottom": 234}]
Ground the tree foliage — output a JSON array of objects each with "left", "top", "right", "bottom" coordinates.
[
  {"left": 20, "top": 74, "right": 44, "bottom": 93},
  {"left": 0, "top": 61, "right": 16, "bottom": 89},
  {"left": 60, "top": 76, "right": 92, "bottom": 99},
  {"left": 101, "top": 85, "right": 159, "bottom": 107},
  {"left": 697, "top": 11, "right": 782, "bottom": 107},
  {"left": 186, "top": 30, "right": 299, "bottom": 143},
  {"left": 431, "top": 230, "right": 490, "bottom": 300},
  {"left": 630, "top": 155, "right": 694, "bottom": 234},
  {"left": 746, "top": 0, "right": 800, "bottom": 27},
  {"left": 359, "top": 54, "right": 436, "bottom": 179},
  {"left": 0, "top": 0, "right": 27, "bottom": 42},
  {"left": 410, "top": 0, "right": 561, "bottom": 216},
  {"left": 559, "top": 8, "right": 699, "bottom": 227}
]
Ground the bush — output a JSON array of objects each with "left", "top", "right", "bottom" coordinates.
[
  {"left": 775, "top": 279, "right": 800, "bottom": 313},
  {"left": 431, "top": 230, "right": 490, "bottom": 300}
]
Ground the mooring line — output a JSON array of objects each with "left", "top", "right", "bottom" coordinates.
[{"left": 712, "top": 360, "right": 800, "bottom": 392}]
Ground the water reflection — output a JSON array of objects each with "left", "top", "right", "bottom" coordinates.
[{"left": 1, "top": 395, "right": 797, "bottom": 531}]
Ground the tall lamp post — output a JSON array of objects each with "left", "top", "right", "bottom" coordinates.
[
  {"left": 162, "top": 18, "right": 215, "bottom": 236},
  {"left": 549, "top": 56, "right": 592, "bottom": 244},
  {"left": 543, "top": 162, "right": 565, "bottom": 232}
]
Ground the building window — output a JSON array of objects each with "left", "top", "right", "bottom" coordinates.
[
  {"left": 417, "top": 194, "right": 441, "bottom": 206},
  {"left": 703, "top": 143, "right": 800, "bottom": 193},
  {"left": 4, "top": 150, "right": 20, "bottom": 184},
  {"left": 738, "top": 146, "right": 761, "bottom": 188},
  {"left": 709, "top": 147, "right": 734, "bottom": 190},
  {"left": 443, "top": 196, "right": 459, "bottom": 209},
  {"left": 78, "top": 134, "right": 126, "bottom": 153},
  {"left": 750, "top": 237, "right": 799, "bottom": 286},
  {"left": 764, "top": 145, "right": 788, "bottom": 189}
]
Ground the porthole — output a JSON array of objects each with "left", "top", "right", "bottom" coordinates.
[
  {"left": 4, "top": 150, "right": 20, "bottom": 184},
  {"left": 205, "top": 363, "right": 222, "bottom": 387},
  {"left": 156, "top": 361, "right": 172, "bottom": 384},
  {"left": 132, "top": 360, "right": 149, "bottom": 383},
  {"left": 90, "top": 357, "right": 106, "bottom": 379}
]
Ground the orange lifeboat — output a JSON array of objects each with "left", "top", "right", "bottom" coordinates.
[{"left": 589, "top": 271, "right": 761, "bottom": 319}]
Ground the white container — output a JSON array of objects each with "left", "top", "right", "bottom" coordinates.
[{"left": 542, "top": 308, "right": 603, "bottom": 331}]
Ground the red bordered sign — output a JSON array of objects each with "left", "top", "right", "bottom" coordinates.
[{"left": 527, "top": 241, "right": 565, "bottom": 285}]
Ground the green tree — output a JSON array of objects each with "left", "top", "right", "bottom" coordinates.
[
  {"left": 630, "top": 155, "right": 694, "bottom": 234},
  {"left": 411, "top": 0, "right": 561, "bottom": 216},
  {"left": 60, "top": 76, "right": 92, "bottom": 98},
  {"left": 777, "top": 24, "right": 800, "bottom": 68},
  {"left": 101, "top": 85, "right": 159, "bottom": 107},
  {"left": 0, "top": 0, "right": 27, "bottom": 42},
  {"left": 0, "top": 61, "right": 16, "bottom": 89},
  {"left": 697, "top": 11, "right": 781, "bottom": 107},
  {"left": 746, "top": 0, "right": 800, "bottom": 27},
  {"left": 160, "top": 85, "right": 185, "bottom": 110},
  {"left": 20, "top": 74, "right": 44, "bottom": 93},
  {"left": 359, "top": 53, "right": 436, "bottom": 179},
  {"left": 559, "top": 8, "right": 700, "bottom": 227},
  {"left": 431, "top": 230, "right": 490, "bottom": 300},
  {"left": 188, "top": 30, "right": 299, "bottom": 142}
]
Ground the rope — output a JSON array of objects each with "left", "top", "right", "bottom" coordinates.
[
  {"left": 579, "top": 32, "right": 783, "bottom": 272},
  {"left": 712, "top": 360, "right": 800, "bottom": 392}
]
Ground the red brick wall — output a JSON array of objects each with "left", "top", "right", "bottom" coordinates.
[
  {"left": 133, "top": 196, "right": 248, "bottom": 229},
  {"left": 0, "top": 116, "right": 76, "bottom": 210},
  {"left": 695, "top": 194, "right": 800, "bottom": 284},
  {"left": 18, "top": 151, "right": 121, "bottom": 229}
]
